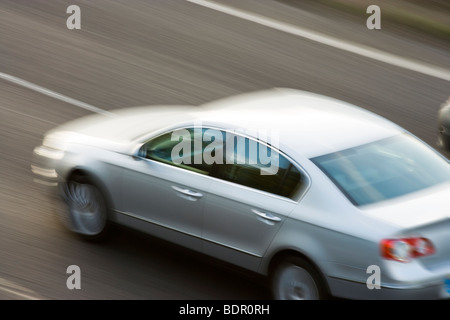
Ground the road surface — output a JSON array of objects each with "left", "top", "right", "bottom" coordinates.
[{"left": 0, "top": 0, "right": 449, "bottom": 299}]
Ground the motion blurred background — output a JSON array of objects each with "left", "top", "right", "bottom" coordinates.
[{"left": 0, "top": 0, "right": 449, "bottom": 299}]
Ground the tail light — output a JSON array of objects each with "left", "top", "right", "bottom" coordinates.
[{"left": 380, "top": 237, "right": 435, "bottom": 262}]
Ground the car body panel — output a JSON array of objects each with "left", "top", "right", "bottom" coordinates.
[
  {"left": 202, "top": 179, "right": 297, "bottom": 271},
  {"left": 119, "top": 158, "right": 212, "bottom": 250}
]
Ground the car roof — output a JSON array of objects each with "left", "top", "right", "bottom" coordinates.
[
  {"left": 195, "top": 88, "right": 404, "bottom": 158},
  {"left": 58, "top": 88, "right": 403, "bottom": 159}
]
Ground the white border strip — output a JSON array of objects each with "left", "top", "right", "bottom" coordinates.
[
  {"left": 187, "top": 0, "right": 450, "bottom": 82},
  {"left": 0, "top": 72, "right": 114, "bottom": 116}
]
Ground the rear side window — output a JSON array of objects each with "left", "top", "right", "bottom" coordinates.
[{"left": 212, "top": 133, "right": 304, "bottom": 199}]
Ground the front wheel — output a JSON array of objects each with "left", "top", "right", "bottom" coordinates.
[
  {"left": 271, "top": 256, "right": 327, "bottom": 300},
  {"left": 63, "top": 175, "right": 109, "bottom": 241}
]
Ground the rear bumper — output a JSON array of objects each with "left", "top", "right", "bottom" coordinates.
[{"left": 328, "top": 275, "right": 450, "bottom": 300}]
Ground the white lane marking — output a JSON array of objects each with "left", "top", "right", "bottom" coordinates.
[
  {"left": 0, "top": 72, "right": 114, "bottom": 116},
  {"left": 0, "top": 277, "right": 41, "bottom": 300},
  {"left": 0, "top": 285, "right": 41, "bottom": 300},
  {"left": 187, "top": 0, "right": 450, "bottom": 82}
]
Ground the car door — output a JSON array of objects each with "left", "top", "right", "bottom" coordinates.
[
  {"left": 119, "top": 127, "right": 213, "bottom": 251},
  {"left": 202, "top": 132, "right": 305, "bottom": 271}
]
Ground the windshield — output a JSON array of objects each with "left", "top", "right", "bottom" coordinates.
[{"left": 311, "top": 134, "right": 450, "bottom": 206}]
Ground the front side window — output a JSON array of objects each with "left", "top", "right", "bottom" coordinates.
[
  {"left": 142, "top": 128, "right": 211, "bottom": 175},
  {"left": 311, "top": 133, "right": 450, "bottom": 206}
]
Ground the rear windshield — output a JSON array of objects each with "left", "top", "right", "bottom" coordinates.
[{"left": 311, "top": 134, "right": 450, "bottom": 206}]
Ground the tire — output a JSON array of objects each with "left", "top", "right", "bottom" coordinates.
[
  {"left": 63, "top": 175, "right": 110, "bottom": 241},
  {"left": 271, "top": 256, "right": 327, "bottom": 300}
]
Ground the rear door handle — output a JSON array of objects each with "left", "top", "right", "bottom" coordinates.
[
  {"left": 171, "top": 185, "right": 203, "bottom": 199},
  {"left": 252, "top": 209, "right": 281, "bottom": 222}
]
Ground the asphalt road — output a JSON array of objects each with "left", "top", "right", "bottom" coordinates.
[{"left": 0, "top": 0, "right": 449, "bottom": 300}]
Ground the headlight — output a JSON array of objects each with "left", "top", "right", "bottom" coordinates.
[
  {"left": 33, "top": 145, "right": 65, "bottom": 160},
  {"left": 31, "top": 131, "right": 75, "bottom": 186},
  {"left": 34, "top": 131, "right": 78, "bottom": 159},
  {"left": 42, "top": 131, "right": 73, "bottom": 151}
]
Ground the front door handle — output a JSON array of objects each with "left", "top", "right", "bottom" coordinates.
[
  {"left": 252, "top": 209, "right": 281, "bottom": 222},
  {"left": 171, "top": 185, "right": 203, "bottom": 199}
]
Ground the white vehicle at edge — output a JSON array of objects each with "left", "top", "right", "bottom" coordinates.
[{"left": 32, "top": 88, "right": 450, "bottom": 300}]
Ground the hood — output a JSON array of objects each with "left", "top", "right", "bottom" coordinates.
[{"left": 42, "top": 105, "right": 196, "bottom": 152}]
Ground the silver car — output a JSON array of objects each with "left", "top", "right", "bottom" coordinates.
[{"left": 32, "top": 88, "right": 450, "bottom": 300}]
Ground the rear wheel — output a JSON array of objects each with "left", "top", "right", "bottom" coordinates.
[
  {"left": 63, "top": 175, "right": 109, "bottom": 241},
  {"left": 272, "top": 256, "right": 326, "bottom": 300}
]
